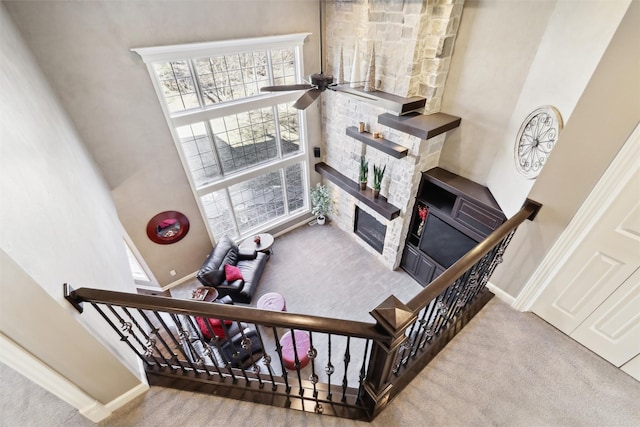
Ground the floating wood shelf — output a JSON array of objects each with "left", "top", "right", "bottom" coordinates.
[
  {"left": 378, "top": 112, "right": 461, "bottom": 140},
  {"left": 337, "top": 83, "right": 426, "bottom": 115},
  {"left": 314, "top": 162, "right": 401, "bottom": 220},
  {"left": 346, "top": 126, "right": 408, "bottom": 159}
]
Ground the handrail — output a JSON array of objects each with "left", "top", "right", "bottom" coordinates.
[
  {"left": 406, "top": 199, "right": 540, "bottom": 313},
  {"left": 65, "top": 286, "right": 386, "bottom": 341}
]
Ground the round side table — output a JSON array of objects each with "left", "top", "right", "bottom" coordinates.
[{"left": 239, "top": 233, "right": 275, "bottom": 255}]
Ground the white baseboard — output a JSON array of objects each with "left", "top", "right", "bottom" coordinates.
[
  {"left": 0, "top": 333, "right": 149, "bottom": 423},
  {"left": 486, "top": 282, "right": 515, "bottom": 306}
]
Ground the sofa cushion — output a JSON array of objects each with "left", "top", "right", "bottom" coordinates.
[
  {"left": 224, "top": 264, "right": 243, "bottom": 282},
  {"left": 220, "top": 245, "right": 239, "bottom": 267},
  {"left": 199, "top": 269, "right": 225, "bottom": 288}
]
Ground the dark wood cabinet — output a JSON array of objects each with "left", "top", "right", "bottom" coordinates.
[{"left": 401, "top": 167, "right": 506, "bottom": 287}]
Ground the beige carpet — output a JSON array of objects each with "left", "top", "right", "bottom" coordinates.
[{"left": 2, "top": 224, "right": 640, "bottom": 426}]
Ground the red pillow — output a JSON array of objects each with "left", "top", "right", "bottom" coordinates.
[
  {"left": 224, "top": 264, "right": 243, "bottom": 282},
  {"left": 195, "top": 316, "right": 232, "bottom": 340}
]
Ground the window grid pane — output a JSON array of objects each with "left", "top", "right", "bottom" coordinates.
[
  {"left": 230, "top": 171, "right": 285, "bottom": 233},
  {"left": 201, "top": 191, "right": 237, "bottom": 239},
  {"left": 285, "top": 163, "right": 305, "bottom": 212},
  {"left": 149, "top": 38, "right": 307, "bottom": 240},
  {"left": 278, "top": 102, "right": 300, "bottom": 156},
  {"left": 154, "top": 61, "right": 200, "bottom": 113},
  {"left": 195, "top": 51, "right": 269, "bottom": 106},
  {"left": 176, "top": 123, "right": 221, "bottom": 188},
  {"left": 211, "top": 107, "right": 279, "bottom": 175}
]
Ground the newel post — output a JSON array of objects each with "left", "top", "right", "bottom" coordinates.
[{"left": 361, "top": 295, "right": 417, "bottom": 418}]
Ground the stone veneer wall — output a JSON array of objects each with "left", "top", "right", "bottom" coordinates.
[{"left": 319, "top": 0, "right": 464, "bottom": 270}]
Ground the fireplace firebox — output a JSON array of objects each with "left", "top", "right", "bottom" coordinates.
[{"left": 354, "top": 207, "right": 386, "bottom": 253}]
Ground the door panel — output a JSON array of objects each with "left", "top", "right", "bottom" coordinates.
[
  {"left": 532, "top": 169, "right": 640, "bottom": 335},
  {"left": 571, "top": 268, "right": 640, "bottom": 367}
]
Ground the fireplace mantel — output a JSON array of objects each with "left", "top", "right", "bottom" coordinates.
[{"left": 314, "top": 162, "right": 400, "bottom": 220}]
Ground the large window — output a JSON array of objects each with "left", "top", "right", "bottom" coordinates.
[{"left": 133, "top": 34, "right": 310, "bottom": 240}]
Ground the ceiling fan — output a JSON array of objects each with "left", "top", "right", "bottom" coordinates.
[{"left": 260, "top": 1, "right": 376, "bottom": 110}]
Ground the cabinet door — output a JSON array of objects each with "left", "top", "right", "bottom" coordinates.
[
  {"left": 415, "top": 256, "right": 437, "bottom": 285},
  {"left": 401, "top": 245, "right": 421, "bottom": 275},
  {"left": 453, "top": 198, "right": 504, "bottom": 237}
]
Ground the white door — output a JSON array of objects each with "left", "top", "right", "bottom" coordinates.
[
  {"left": 531, "top": 126, "right": 640, "bottom": 379},
  {"left": 570, "top": 267, "right": 639, "bottom": 367}
]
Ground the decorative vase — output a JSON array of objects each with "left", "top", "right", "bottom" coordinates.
[
  {"left": 317, "top": 215, "right": 326, "bottom": 225},
  {"left": 336, "top": 45, "right": 344, "bottom": 84},
  {"left": 350, "top": 42, "right": 361, "bottom": 88},
  {"left": 364, "top": 45, "right": 376, "bottom": 92},
  {"left": 417, "top": 220, "right": 425, "bottom": 237},
  {"left": 360, "top": 181, "right": 367, "bottom": 191},
  {"left": 373, "top": 188, "right": 380, "bottom": 198}
]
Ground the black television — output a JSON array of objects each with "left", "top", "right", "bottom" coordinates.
[{"left": 419, "top": 213, "right": 478, "bottom": 268}]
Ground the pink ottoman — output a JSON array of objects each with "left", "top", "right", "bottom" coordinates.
[
  {"left": 257, "top": 292, "right": 286, "bottom": 311},
  {"left": 280, "top": 330, "right": 310, "bottom": 370}
]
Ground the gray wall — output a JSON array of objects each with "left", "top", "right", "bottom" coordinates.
[
  {"left": 1, "top": 4, "right": 141, "bottom": 403},
  {"left": 3, "top": 0, "right": 321, "bottom": 286},
  {"left": 491, "top": 1, "right": 640, "bottom": 297}
]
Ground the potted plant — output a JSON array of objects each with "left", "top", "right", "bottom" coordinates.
[
  {"left": 310, "top": 183, "right": 333, "bottom": 225},
  {"left": 359, "top": 156, "right": 369, "bottom": 190},
  {"left": 373, "top": 164, "right": 386, "bottom": 198}
]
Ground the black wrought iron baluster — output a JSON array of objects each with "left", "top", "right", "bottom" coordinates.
[
  {"left": 136, "top": 309, "right": 174, "bottom": 368},
  {"left": 414, "top": 297, "right": 439, "bottom": 353},
  {"left": 202, "top": 319, "right": 237, "bottom": 382},
  {"left": 325, "top": 333, "right": 334, "bottom": 401},
  {"left": 254, "top": 326, "right": 277, "bottom": 391},
  {"left": 272, "top": 327, "right": 290, "bottom": 395},
  {"left": 181, "top": 314, "right": 224, "bottom": 377},
  {"left": 287, "top": 329, "right": 305, "bottom": 398},
  {"left": 151, "top": 311, "right": 191, "bottom": 373},
  {"left": 171, "top": 313, "right": 211, "bottom": 377},
  {"left": 396, "top": 315, "right": 420, "bottom": 370},
  {"left": 434, "top": 275, "right": 469, "bottom": 335},
  {"left": 341, "top": 336, "right": 351, "bottom": 403},
  {"left": 307, "top": 333, "right": 322, "bottom": 414},
  {"left": 168, "top": 313, "right": 204, "bottom": 373},
  {"left": 409, "top": 302, "right": 433, "bottom": 358},
  {"left": 356, "top": 339, "right": 370, "bottom": 402},
  {"left": 90, "top": 303, "right": 152, "bottom": 367},
  {"left": 107, "top": 304, "right": 149, "bottom": 353},
  {"left": 236, "top": 324, "right": 263, "bottom": 387},
  {"left": 218, "top": 320, "right": 250, "bottom": 384},
  {"left": 121, "top": 306, "right": 172, "bottom": 368}
]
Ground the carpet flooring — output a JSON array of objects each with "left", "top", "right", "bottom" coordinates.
[{"left": 2, "top": 223, "right": 639, "bottom": 426}]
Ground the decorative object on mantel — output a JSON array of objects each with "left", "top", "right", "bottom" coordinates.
[
  {"left": 514, "top": 105, "right": 563, "bottom": 179},
  {"left": 146, "top": 211, "right": 190, "bottom": 244},
  {"left": 336, "top": 45, "right": 344, "bottom": 85},
  {"left": 350, "top": 42, "right": 361, "bottom": 88},
  {"left": 417, "top": 205, "right": 429, "bottom": 236},
  {"left": 359, "top": 156, "right": 369, "bottom": 190},
  {"left": 364, "top": 45, "right": 376, "bottom": 92},
  {"left": 373, "top": 164, "right": 386, "bottom": 199},
  {"left": 310, "top": 183, "right": 333, "bottom": 225}
]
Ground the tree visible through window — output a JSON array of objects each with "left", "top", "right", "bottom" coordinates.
[{"left": 134, "top": 34, "right": 310, "bottom": 240}]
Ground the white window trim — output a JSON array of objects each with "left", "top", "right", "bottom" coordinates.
[
  {"left": 132, "top": 33, "right": 310, "bottom": 64},
  {"left": 132, "top": 33, "right": 312, "bottom": 242}
]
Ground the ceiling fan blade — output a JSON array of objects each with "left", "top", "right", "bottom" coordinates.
[
  {"left": 293, "top": 89, "right": 322, "bottom": 110},
  {"left": 260, "top": 84, "right": 314, "bottom": 92}
]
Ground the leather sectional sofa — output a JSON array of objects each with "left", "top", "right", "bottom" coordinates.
[{"left": 196, "top": 235, "right": 269, "bottom": 303}]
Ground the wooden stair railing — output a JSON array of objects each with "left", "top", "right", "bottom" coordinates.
[{"left": 64, "top": 199, "right": 541, "bottom": 421}]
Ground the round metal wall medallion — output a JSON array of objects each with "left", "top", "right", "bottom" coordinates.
[{"left": 514, "top": 105, "right": 563, "bottom": 179}]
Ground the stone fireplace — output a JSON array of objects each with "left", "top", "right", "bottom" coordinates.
[{"left": 317, "top": 0, "right": 464, "bottom": 269}]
